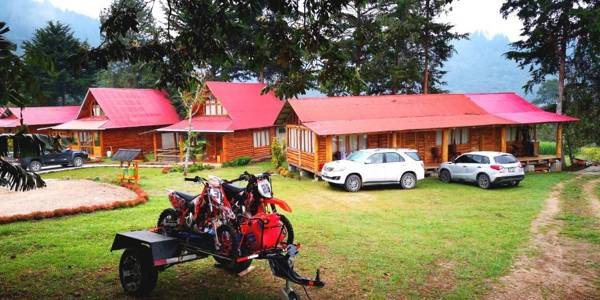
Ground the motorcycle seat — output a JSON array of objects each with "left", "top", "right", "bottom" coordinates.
[
  {"left": 174, "top": 191, "right": 198, "bottom": 202},
  {"left": 223, "top": 182, "right": 245, "bottom": 194}
]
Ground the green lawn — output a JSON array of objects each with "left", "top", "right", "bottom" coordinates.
[
  {"left": 0, "top": 163, "right": 573, "bottom": 299},
  {"left": 557, "top": 176, "right": 600, "bottom": 244}
]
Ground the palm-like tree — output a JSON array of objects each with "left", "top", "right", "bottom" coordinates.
[{"left": 0, "top": 21, "right": 46, "bottom": 191}]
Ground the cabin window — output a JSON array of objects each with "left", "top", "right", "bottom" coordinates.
[
  {"left": 253, "top": 129, "right": 270, "bottom": 148},
  {"left": 92, "top": 105, "right": 104, "bottom": 117},
  {"left": 332, "top": 134, "right": 367, "bottom": 160},
  {"left": 204, "top": 97, "right": 227, "bottom": 116},
  {"left": 451, "top": 128, "right": 469, "bottom": 144},
  {"left": 288, "top": 127, "right": 313, "bottom": 153},
  {"left": 506, "top": 127, "right": 518, "bottom": 141},
  {"left": 436, "top": 129, "right": 443, "bottom": 146}
]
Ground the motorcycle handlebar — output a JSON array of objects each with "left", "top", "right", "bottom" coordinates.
[{"left": 184, "top": 176, "right": 205, "bottom": 183}]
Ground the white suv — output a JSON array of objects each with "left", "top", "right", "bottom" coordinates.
[
  {"left": 438, "top": 151, "right": 525, "bottom": 189},
  {"left": 321, "top": 148, "right": 425, "bottom": 192}
]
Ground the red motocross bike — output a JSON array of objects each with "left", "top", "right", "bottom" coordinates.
[{"left": 157, "top": 172, "right": 294, "bottom": 273}]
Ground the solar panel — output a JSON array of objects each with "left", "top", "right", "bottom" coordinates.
[{"left": 111, "top": 149, "right": 142, "bottom": 162}]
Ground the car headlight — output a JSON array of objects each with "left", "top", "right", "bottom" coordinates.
[{"left": 332, "top": 166, "right": 346, "bottom": 172}]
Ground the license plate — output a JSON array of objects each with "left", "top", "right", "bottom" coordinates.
[{"left": 508, "top": 167, "right": 515, "bottom": 173}]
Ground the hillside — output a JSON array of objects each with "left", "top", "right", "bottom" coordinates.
[
  {"left": 443, "top": 32, "right": 534, "bottom": 99},
  {"left": 0, "top": 0, "right": 101, "bottom": 52}
]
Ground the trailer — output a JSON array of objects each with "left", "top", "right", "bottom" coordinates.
[{"left": 111, "top": 229, "right": 324, "bottom": 299}]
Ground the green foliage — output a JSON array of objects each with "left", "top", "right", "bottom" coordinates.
[
  {"left": 318, "top": 0, "right": 466, "bottom": 96},
  {"left": 22, "top": 21, "right": 96, "bottom": 106},
  {"left": 271, "top": 138, "right": 285, "bottom": 168},
  {"left": 580, "top": 146, "right": 600, "bottom": 161},
  {"left": 222, "top": 156, "right": 252, "bottom": 168},
  {"left": 168, "top": 163, "right": 214, "bottom": 173},
  {"left": 0, "top": 22, "right": 39, "bottom": 107},
  {"left": 539, "top": 141, "right": 557, "bottom": 155}
]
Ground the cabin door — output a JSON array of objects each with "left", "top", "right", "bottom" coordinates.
[
  {"left": 205, "top": 134, "right": 224, "bottom": 163},
  {"left": 76, "top": 131, "right": 102, "bottom": 157}
]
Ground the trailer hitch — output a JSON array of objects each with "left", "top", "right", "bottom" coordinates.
[{"left": 267, "top": 245, "right": 325, "bottom": 288}]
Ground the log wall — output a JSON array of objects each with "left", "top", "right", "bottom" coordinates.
[
  {"left": 102, "top": 126, "right": 162, "bottom": 157},
  {"left": 222, "top": 127, "right": 275, "bottom": 162}
]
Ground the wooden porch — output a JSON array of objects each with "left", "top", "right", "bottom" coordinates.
[
  {"left": 287, "top": 123, "right": 565, "bottom": 174},
  {"left": 152, "top": 132, "right": 225, "bottom": 163}
]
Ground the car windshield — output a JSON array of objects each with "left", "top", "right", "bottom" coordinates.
[
  {"left": 494, "top": 154, "right": 518, "bottom": 164},
  {"left": 404, "top": 152, "right": 422, "bottom": 161},
  {"left": 347, "top": 151, "right": 371, "bottom": 162}
]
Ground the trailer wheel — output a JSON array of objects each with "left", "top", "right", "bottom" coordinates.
[
  {"left": 213, "top": 225, "right": 252, "bottom": 273},
  {"left": 119, "top": 248, "right": 158, "bottom": 296}
]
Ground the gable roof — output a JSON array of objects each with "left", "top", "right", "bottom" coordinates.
[
  {"left": 158, "top": 81, "right": 283, "bottom": 132},
  {"left": 53, "top": 88, "right": 180, "bottom": 130},
  {"left": 282, "top": 92, "right": 577, "bottom": 135},
  {"left": 0, "top": 106, "right": 79, "bottom": 128}
]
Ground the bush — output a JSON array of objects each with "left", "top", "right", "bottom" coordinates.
[
  {"left": 271, "top": 138, "right": 286, "bottom": 168},
  {"left": 580, "top": 146, "right": 600, "bottom": 161},
  {"left": 167, "top": 163, "right": 214, "bottom": 173},
  {"left": 222, "top": 156, "right": 252, "bottom": 168}
]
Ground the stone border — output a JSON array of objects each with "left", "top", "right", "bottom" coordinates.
[{"left": 0, "top": 182, "right": 149, "bottom": 224}]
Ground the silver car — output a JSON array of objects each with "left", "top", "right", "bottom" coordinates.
[{"left": 438, "top": 151, "right": 524, "bottom": 189}]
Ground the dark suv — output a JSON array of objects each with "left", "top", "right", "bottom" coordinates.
[{"left": 20, "top": 149, "right": 89, "bottom": 172}]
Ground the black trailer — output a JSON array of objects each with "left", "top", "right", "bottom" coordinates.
[{"left": 111, "top": 229, "right": 324, "bottom": 299}]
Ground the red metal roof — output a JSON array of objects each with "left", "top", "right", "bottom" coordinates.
[
  {"left": 157, "top": 116, "right": 234, "bottom": 133},
  {"left": 287, "top": 93, "right": 577, "bottom": 135},
  {"left": 465, "top": 93, "right": 578, "bottom": 124},
  {"left": 73, "top": 88, "right": 180, "bottom": 129},
  {"left": 0, "top": 106, "right": 79, "bottom": 128},
  {"left": 157, "top": 82, "right": 283, "bottom": 133}
]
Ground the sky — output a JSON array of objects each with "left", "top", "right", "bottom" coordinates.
[{"left": 34, "top": 0, "right": 524, "bottom": 42}]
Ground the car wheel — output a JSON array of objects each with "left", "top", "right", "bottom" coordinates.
[
  {"left": 344, "top": 174, "right": 362, "bottom": 192},
  {"left": 477, "top": 174, "right": 492, "bottom": 189},
  {"left": 72, "top": 156, "right": 84, "bottom": 167},
  {"left": 439, "top": 169, "right": 451, "bottom": 183},
  {"left": 28, "top": 161, "right": 42, "bottom": 172},
  {"left": 400, "top": 172, "right": 417, "bottom": 189},
  {"left": 510, "top": 180, "right": 520, "bottom": 187}
]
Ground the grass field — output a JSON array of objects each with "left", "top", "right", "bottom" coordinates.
[
  {"left": 0, "top": 163, "right": 573, "bottom": 299},
  {"left": 557, "top": 176, "right": 600, "bottom": 244}
]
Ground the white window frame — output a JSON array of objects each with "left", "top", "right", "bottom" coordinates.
[{"left": 253, "top": 129, "right": 270, "bottom": 148}]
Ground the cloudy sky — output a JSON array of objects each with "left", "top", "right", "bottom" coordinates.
[{"left": 34, "top": 0, "right": 524, "bottom": 41}]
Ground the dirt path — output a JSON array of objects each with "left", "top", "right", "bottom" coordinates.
[
  {"left": 486, "top": 181, "right": 600, "bottom": 299},
  {"left": 583, "top": 178, "right": 600, "bottom": 217}
]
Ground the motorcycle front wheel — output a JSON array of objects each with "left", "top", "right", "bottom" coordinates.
[{"left": 213, "top": 224, "right": 252, "bottom": 273}]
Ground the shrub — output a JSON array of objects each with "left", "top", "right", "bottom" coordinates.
[
  {"left": 580, "top": 146, "right": 600, "bottom": 161},
  {"left": 271, "top": 138, "right": 286, "bottom": 168},
  {"left": 167, "top": 163, "right": 214, "bottom": 173},
  {"left": 222, "top": 156, "right": 252, "bottom": 168}
]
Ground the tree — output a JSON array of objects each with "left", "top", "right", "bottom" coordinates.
[
  {"left": 96, "top": 0, "right": 161, "bottom": 89},
  {"left": 89, "top": 0, "right": 351, "bottom": 99},
  {"left": 178, "top": 79, "right": 205, "bottom": 175},
  {"left": 317, "top": 0, "right": 464, "bottom": 96},
  {"left": 23, "top": 21, "right": 97, "bottom": 106},
  {"left": 533, "top": 79, "right": 558, "bottom": 108},
  {"left": 500, "top": 0, "right": 589, "bottom": 115}
]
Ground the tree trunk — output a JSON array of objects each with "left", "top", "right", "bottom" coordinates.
[
  {"left": 557, "top": 39, "right": 566, "bottom": 167},
  {"left": 422, "top": 0, "right": 431, "bottom": 94},
  {"left": 183, "top": 108, "right": 193, "bottom": 175},
  {"left": 258, "top": 69, "right": 265, "bottom": 83}
]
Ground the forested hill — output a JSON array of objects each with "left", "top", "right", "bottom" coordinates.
[
  {"left": 0, "top": 0, "right": 101, "bottom": 52},
  {"left": 443, "top": 32, "right": 533, "bottom": 99}
]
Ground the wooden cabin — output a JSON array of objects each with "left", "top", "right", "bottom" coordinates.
[
  {"left": 155, "top": 81, "right": 284, "bottom": 163},
  {"left": 274, "top": 92, "right": 578, "bottom": 174},
  {"left": 0, "top": 106, "right": 79, "bottom": 134},
  {"left": 49, "top": 88, "right": 180, "bottom": 158}
]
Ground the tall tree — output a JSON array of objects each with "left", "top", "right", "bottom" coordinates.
[
  {"left": 0, "top": 22, "right": 39, "bottom": 107},
  {"left": 500, "top": 0, "right": 590, "bottom": 115},
  {"left": 23, "top": 21, "right": 97, "bottom": 106},
  {"left": 409, "top": 0, "right": 465, "bottom": 94},
  {"left": 96, "top": 0, "right": 161, "bottom": 88}
]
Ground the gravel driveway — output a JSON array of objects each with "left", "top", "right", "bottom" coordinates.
[{"left": 0, "top": 179, "right": 136, "bottom": 217}]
